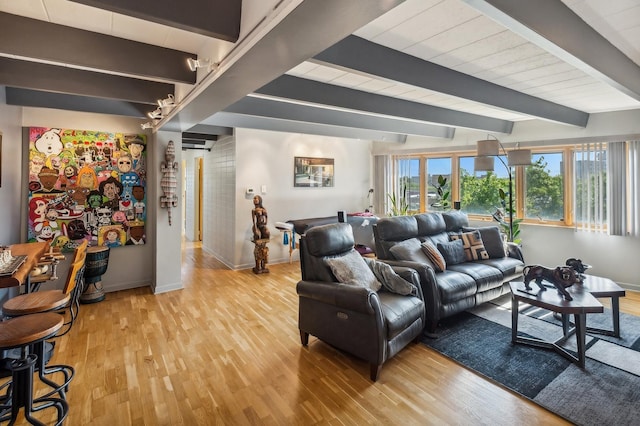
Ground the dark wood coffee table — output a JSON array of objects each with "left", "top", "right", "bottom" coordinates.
[
  {"left": 510, "top": 281, "right": 604, "bottom": 368},
  {"left": 580, "top": 275, "right": 626, "bottom": 337}
]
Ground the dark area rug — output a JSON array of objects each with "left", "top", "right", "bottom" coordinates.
[{"left": 421, "top": 300, "right": 640, "bottom": 426}]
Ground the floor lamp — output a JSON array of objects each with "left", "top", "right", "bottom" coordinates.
[{"left": 474, "top": 136, "right": 532, "bottom": 242}]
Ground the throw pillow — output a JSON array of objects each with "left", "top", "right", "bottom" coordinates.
[
  {"left": 324, "top": 250, "right": 382, "bottom": 292},
  {"left": 364, "top": 258, "right": 418, "bottom": 296},
  {"left": 389, "top": 238, "right": 434, "bottom": 268},
  {"left": 420, "top": 241, "right": 446, "bottom": 272},
  {"left": 450, "top": 230, "right": 489, "bottom": 261},
  {"left": 463, "top": 226, "right": 506, "bottom": 258},
  {"left": 437, "top": 239, "right": 466, "bottom": 265}
]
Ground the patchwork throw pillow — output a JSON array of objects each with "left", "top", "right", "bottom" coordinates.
[
  {"left": 324, "top": 250, "right": 382, "bottom": 291},
  {"left": 463, "top": 226, "right": 506, "bottom": 258},
  {"left": 420, "top": 241, "right": 446, "bottom": 272},
  {"left": 437, "top": 239, "right": 466, "bottom": 266},
  {"left": 450, "top": 230, "right": 489, "bottom": 261}
]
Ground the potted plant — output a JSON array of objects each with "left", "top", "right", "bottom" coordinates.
[
  {"left": 387, "top": 184, "right": 408, "bottom": 216},
  {"left": 430, "top": 175, "right": 451, "bottom": 210},
  {"left": 493, "top": 188, "right": 522, "bottom": 244}
]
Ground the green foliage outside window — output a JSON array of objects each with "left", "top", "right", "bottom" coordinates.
[
  {"left": 459, "top": 169, "right": 504, "bottom": 215},
  {"left": 525, "top": 155, "right": 564, "bottom": 221}
]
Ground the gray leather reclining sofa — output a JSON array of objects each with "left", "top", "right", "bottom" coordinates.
[{"left": 373, "top": 211, "right": 524, "bottom": 333}]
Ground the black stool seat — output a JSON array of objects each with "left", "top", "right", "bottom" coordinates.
[{"left": 0, "top": 313, "right": 69, "bottom": 425}]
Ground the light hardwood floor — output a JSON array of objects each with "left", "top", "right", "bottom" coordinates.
[{"left": 11, "top": 245, "right": 640, "bottom": 425}]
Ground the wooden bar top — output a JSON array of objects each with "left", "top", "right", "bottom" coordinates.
[{"left": 0, "top": 242, "right": 49, "bottom": 289}]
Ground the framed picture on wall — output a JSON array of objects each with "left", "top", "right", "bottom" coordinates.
[{"left": 294, "top": 157, "right": 334, "bottom": 187}]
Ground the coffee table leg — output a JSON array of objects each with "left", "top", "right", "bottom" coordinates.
[
  {"left": 574, "top": 313, "right": 587, "bottom": 368},
  {"left": 612, "top": 296, "right": 621, "bottom": 338},
  {"left": 511, "top": 295, "right": 518, "bottom": 343}
]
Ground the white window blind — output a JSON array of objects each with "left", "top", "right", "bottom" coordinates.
[
  {"left": 628, "top": 141, "right": 639, "bottom": 237},
  {"left": 608, "top": 142, "right": 626, "bottom": 236},
  {"left": 574, "top": 143, "right": 607, "bottom": 233},
  {"left": 607, "top": 141, "right": 639, "bottom": 237}
]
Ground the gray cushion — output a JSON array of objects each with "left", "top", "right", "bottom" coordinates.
[
  {"left": 365, "top": 258, "right": 418, "bottom": 296},
  {"left": 389, "top": 238, "right": 432, "bottom": 266},
  {"left": 324, "top": 249, "right": 382, "bottom": 291},
  {"left": 437, "top": 239, "right": 466, "bottom": 265}
]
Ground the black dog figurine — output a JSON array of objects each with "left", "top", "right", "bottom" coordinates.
[
  {"left": 565, "top": 258, "right": 591, "bottom": 277},
  {"left": 522, "top": 265, "right": 583, "bottom": 301}
]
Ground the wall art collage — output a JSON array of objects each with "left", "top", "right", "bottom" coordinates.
[{"left": 27, "top": 127, "right": 147, "bottom": 252}]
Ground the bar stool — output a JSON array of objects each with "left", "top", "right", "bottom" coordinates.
[
  {"left": 2, "top": 242, "right": 87, "bottom": 403},
  {"left": 3, "top": 241, "right": 87, "bottom": 335},
  {"left": 0, "top": 313, "right": 69, "bottom": 425}
]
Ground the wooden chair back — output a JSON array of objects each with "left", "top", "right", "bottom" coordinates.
[
  {"left": 62, "top": 242, "right": 87, "bottom": 295},
  {"left": 62, "top": 258, "right": 85, "bottom": 295},
  {"left": 72, "top": 240, "right": 88, "bottom": 264}
]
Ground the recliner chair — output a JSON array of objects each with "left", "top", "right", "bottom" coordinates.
[{"left": 296, "top": 223, "right": 425, "bottom": 381}]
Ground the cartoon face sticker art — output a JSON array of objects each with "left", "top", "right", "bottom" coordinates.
[{"left": 27, "top": 127, "right": 147, "bottom": 251}]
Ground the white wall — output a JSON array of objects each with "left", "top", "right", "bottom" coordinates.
[
  {"left": 0, "top": 89, "right": 23, "bottom": 245},
  {"left": 201, "top": 135, "right": 237, "bottom": 267},
  {"left": 519, "top": 225, "right": 639, "bottom": 290},
  {"left": 198, "top": 128, "right": 373, "bottom": 269}
]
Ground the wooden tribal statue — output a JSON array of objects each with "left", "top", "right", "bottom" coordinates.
[
  {"left": 160, "top": 140, "right": 178, "bottom": 225},
  {"left": 251, "top": 195, "right": 270, "bottom": 274}
]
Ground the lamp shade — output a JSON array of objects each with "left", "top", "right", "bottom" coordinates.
[
  {"left": 477, "top": 139, "right": 500, "bottom": 156},
  {"left": 474, "top": 156, "right": 495, "bottom": 172},
  {"left": 507, "top": 149, "right": 532, "bottom": 166}
]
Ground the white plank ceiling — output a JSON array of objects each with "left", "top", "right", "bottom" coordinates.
[{"left": 2, "top": 0, "right": 640, "bottom": 136}]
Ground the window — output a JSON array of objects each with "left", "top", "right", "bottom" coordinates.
[
  {"left": 426, "top": 157, "right": 451, "bottom": 211},
  {"left": 396, "top": 158, "right": 420, "bottom": 213},
  {"left": 387, "top": 142, "right": 626, "bottom": 233},
  {"left": 459, "top": 155, "right": 508, "bottom": 216},
  {"left": 524, "top": 152, "right": 564, "bottom": 222}
]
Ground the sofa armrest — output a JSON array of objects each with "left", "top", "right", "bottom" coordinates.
[
  {"left": 296, "top": 280, "right": 377, "bottom": 315},
  {"left": 377, "top": 259, "right": 440, "bottom": 330},
  {"left": 506, "top": 242, "right": 524, "bottom": 262},
  {"left": 388, "top": 265, "right": 424, "bottom": 301}
]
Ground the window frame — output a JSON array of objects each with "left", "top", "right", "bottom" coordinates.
[{"left": 391, "top": 146, "right": 576, "bottom": 228}]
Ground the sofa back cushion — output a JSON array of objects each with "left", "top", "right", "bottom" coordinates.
[
  {"left": 300, "top": 223, "right": 355, "bottom": 281},
  {"left": 442, "top": 210, "right": 469, "bottom": 232},
  {"left": 415, "top": 213, "right": 446, "bottom": 236},
  {"left": 373, "top": 216, "right": 418, "bottom": 259}
]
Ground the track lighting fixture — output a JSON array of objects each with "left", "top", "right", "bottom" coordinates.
[
  {"left": 147, "top": 107, "right": 163, "bottom": 120},
  {"left": 187, "top": 57, "right": 210, "bottom": 72},
  {"left": 141, "top": 121, "right": 155, "bottom": 130},
  {"left": 157, "top": 94, "right": 175, "bottom": 108}
]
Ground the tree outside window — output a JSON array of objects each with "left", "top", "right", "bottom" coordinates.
[
  {"left": 426, "top": 157, "right": 451, "bottom": 211},
  {"left": 396, "top": 158, "right": 420, "bottom": 213},
  {"left": 459, "top": 156, "right": 508, "bottom": 216},
  {"left": 524, "top": 153, "right": 564, "bottom": 221}
]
